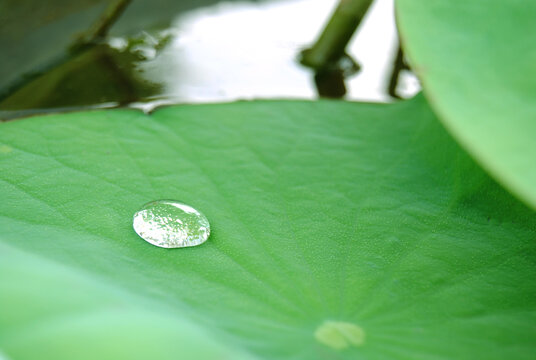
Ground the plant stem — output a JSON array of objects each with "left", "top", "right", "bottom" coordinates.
[
  {"left": 387, "top": 42, "right": 409, "bottom": 99},
  {"left": 300, "top": 0, "right": 373, "bottom": 70},
  {"left": 91, "top": 0, "right": 132, "bottom": 39},
  {"left": 70, "top": 0, "right": 132, "bottom": 53}
]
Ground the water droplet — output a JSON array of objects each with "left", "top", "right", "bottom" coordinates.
[
  {"left": 314, "top": 321, "right": 365, "bottom": 350},
  {"left": 133, "top": 200, "right": 210, "bottom": 248}
]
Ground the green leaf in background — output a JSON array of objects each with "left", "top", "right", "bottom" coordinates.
[
  {"left": 0, "top": 0, "right": 257, "bottom": 97},
  {"left": 396, "top": 0, "right": 536, "bottom": 209},
  {"left": 0, "top": 0, "right": 108, "bottom": 94},
  {"left": 0, "top": 97, "right": 535, "bottom": 359}
]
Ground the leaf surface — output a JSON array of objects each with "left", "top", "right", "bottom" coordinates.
[
  {"left": 396, "top": 0, "right": 536, "bottom": 208},
  {"left": 0, "top": 97, "right": 535, "bottom": 359}
]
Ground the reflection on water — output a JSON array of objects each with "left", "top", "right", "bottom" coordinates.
[
  {"left": 0, "top": 0, "right": 420, "bottom": 120},
  {"left": 0, "top": 40, "right": 162, "bottom": 120},
  {"left": 135, "top": 0, "right": 419, "bottom": 106}
]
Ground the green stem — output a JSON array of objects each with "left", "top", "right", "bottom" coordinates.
[
  {"left": 387, "top": 43, "right": 405, "bottom": 99},
  {"left": 91, "top": 0, "right": 132, "bottom": 39},
  {"left": 70, "top": 0, "right": 132, "bottom": 53},
  {"left": 300, "top": 0, "right": 373, "bottom": 70}
]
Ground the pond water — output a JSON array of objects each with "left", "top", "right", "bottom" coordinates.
[{"left": 0, "top": 0, "right": 419, "bottom": 120}]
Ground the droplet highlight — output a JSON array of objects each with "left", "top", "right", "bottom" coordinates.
[
  {"left": 314, "top": 321, "right": 365, "bottom": 350},
  {"left": 133, "top": 200, "right": 210, "bottom": 248}
]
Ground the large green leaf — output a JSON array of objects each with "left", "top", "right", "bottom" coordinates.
[
  {"left": 0, "top": 97, "right": 535, "bottom": 359},
  {"left": 396, "top": 0, "right": 536, "bottom": 209}
]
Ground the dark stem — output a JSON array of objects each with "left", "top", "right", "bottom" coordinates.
[
  {"left": 387, "top": 42, "right": 407, "bottom": 99},
  {"left": 314, "top": 69, "right": 346, "bottom": 98},
  {"left": 70, "top": 0, "right": 132, "bottom": 53},
  {"left": 300, "top": 0, "right": 373, "bottom": 70}
]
